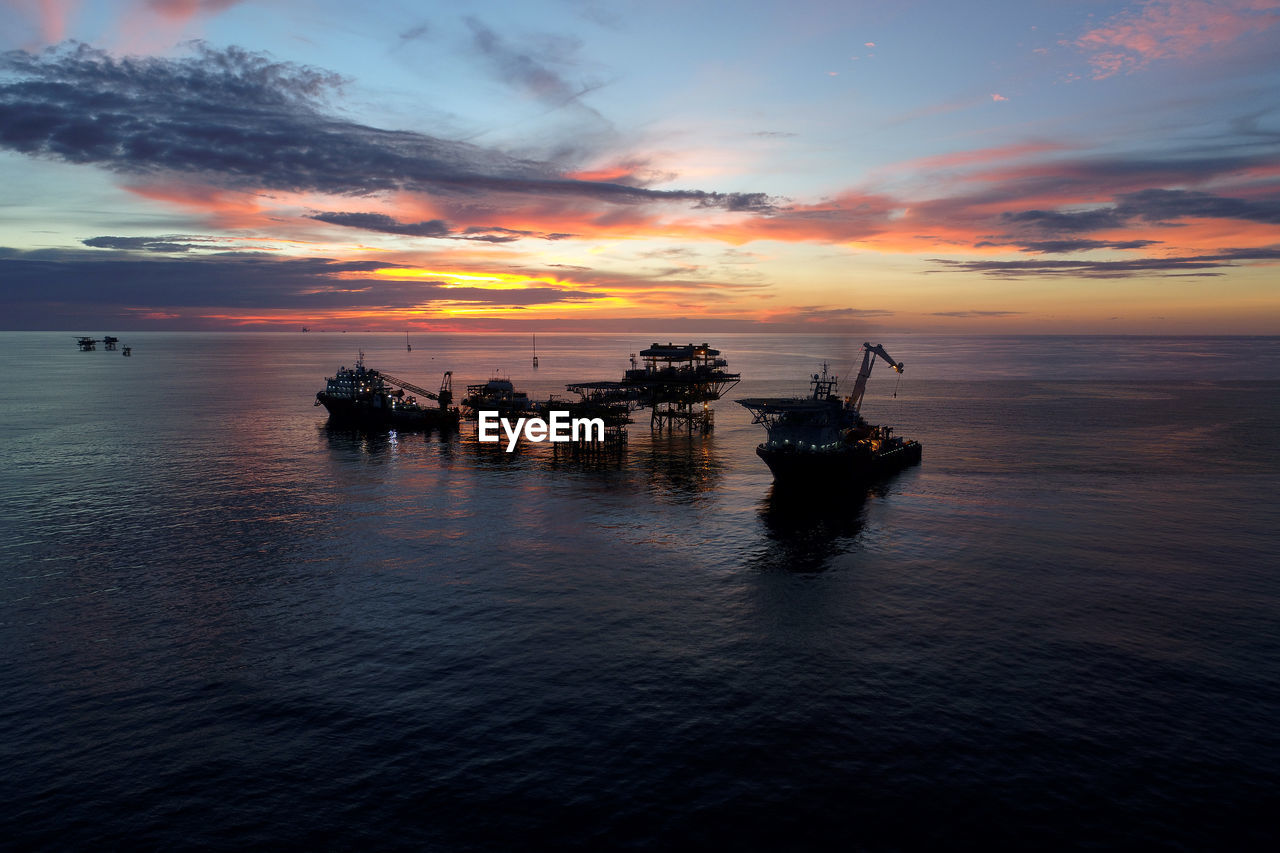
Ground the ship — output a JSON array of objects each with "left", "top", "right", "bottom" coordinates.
[
  {"left": 462, "top": 374, "right": 539, "bottom": 417},
  {"left": 314, "top": 351, "right": 460, "bottom": 430},
  {"left": 737, "top": 343, "right": 922, "bottom": 485}
]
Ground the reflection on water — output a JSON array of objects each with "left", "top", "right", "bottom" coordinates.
[
  {"left": 754, "top": 482, "right": 872, "bottom": 572},
  {"left": 321, "top": 421, "right": 461, "bottom": 458},
  {"left": 634, "top": 433, "right": 722, "bottom": 502},
  {"left": 321, "top": 415, "right": 726, "bottom": 499},
  {"left": 322, "top": 422, "right": 396, "bottom": 458},
  {"left": 458, "top": 430, "right": 630, "bottom": 475}
]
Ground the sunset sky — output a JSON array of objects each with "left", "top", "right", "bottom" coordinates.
[{"left": 1, "top": 0, "right": 1277, "bottom": 332}]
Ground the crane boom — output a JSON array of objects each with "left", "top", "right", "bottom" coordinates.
[
  {"left": 378, "top": 370, "right": 454, "bottom": 409},
  {"left": 847, "top": 342, "right": 904, "bottom": 413}
]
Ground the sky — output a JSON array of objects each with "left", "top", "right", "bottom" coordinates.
[{"left": 0, "top": 0, "right": 1277, "bottom": 333}]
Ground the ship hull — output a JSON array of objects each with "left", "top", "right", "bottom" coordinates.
[
  {"left": 316, "top": 394, "right": 460, "bottom": 430},
  {"left": 756, "top": 440, "right": 921, "bottom": 485}
]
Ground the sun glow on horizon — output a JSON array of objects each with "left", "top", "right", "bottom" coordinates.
[{"left": 342, "top": 268, "right": 563, "bottom": 289}]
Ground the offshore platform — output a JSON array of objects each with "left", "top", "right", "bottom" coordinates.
[
  {"left": 565, "top": 342, "right": 740, "bottom": 435},
  {"left": 76, "top": 335, "right": 132, "bottom": 355}
]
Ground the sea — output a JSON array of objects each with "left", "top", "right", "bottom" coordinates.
[{"left": 2, "top": 332, "right": 1278, "bottom": 850}]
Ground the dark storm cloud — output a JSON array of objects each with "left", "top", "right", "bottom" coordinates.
[
  {"left": 789, "top": 306, "right": 895, "bottom": 320},
  {"left": 1004, "top": 154, "right": 1280, "bottom": 199},
  {"left": 308, "top": 211, "right": 576, "bottom": 242},
  {"left": 1114, "top": 188, "right": 1280, "bottom": 225},
  {"left": 460, "top": 225, "right": 575, "bottom": 243},
  {"left": 708, "top": 192, "right": 774, "bottom": 212},
  {"left": 1020, "top": 239, "right": 1160, "bottom": 253},
  {"left": 916, "top": 150, "right": 1280, "bottom": 250},
  {"left": 308, "top": 212, "right": 453, "bottom": 238},
  {"left": 974, "top": 238, "right": 1162, "bottom": 253},
  {"left": 999, "top": 207, "right": 1128, "bottom": 234},
  {"left": 985, "top": 187, "right": 1280, "bottom": 252},
  {"left": 0, "top": 247, "right": 602, "bottom": 310},
  {"left": 83, "top": 234, "right": 298, "bottom": 253},
  {"left": 0, "top": 43, "right": 776, "bottom": 212},
  {"left": 929, "top": 247, "right": 1280, "bottom": 279},
  {"left": 83, "top": 235, "right": 200, "bottom": 252}
]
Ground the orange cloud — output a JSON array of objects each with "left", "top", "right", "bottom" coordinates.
[
  {"left": 123, "top": 181, "right": 270, "bottom": 229},
  {"left": 563, "top": 165, "right": 646, "bottom": 183}
]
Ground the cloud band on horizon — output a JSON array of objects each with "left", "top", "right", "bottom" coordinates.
[{"left": 0, "top": 42, "right": 777, "bottom": 213}]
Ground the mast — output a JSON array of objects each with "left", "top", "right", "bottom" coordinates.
[
  {"left": 810, "top": 362, "right": 838, "bottom": 399},
  {"left": 532, "top": 334, "right": 539, "bottom": 368}
]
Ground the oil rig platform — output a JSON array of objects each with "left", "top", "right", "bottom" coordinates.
[
  {"left": 549, "top": 394, "right": 634, "bottom": 457},
  {"left": 566, "top": 342, "right": 740, "bottom": 434}
]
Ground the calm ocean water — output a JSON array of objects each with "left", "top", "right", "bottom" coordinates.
[{"left": 2, "top": 332, "right": 1278, "bottom": 850}]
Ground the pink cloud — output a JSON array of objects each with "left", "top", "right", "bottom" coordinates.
[
  {"left": 39, "top": 0, "right": 75, "bottom": 41},
  {"left": 991, "top": 93, "right": 1009, "bottom": 101},
  {"left": 1075, "top": 0, "right": 1280, "bottom": 78},
  {"left": 3, "top": 0, "right": 78, "bottom": 44},
  {"left": 146, "top": 0, "right": 242, "bottom": 22},
  {"left": 2, "top": 0, "right": 242, "bottom": 47}
]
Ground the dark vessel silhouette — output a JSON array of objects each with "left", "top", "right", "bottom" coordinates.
[
  {"left": 462, "top": 374, "right": 539, "bottom": 418},
  {"left": 315, "top": 351, "right": 459, "bottom": 430},
  {"left": 738, "top": 343, "right": 921, "bottom": 485}
]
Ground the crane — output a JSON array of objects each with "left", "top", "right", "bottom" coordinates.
[
  {"left": 378, "top": 370, "right": 454, "bottom": 409},
  {"left": 847, "top": 342, "right": 904, "bottom": 413}
]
